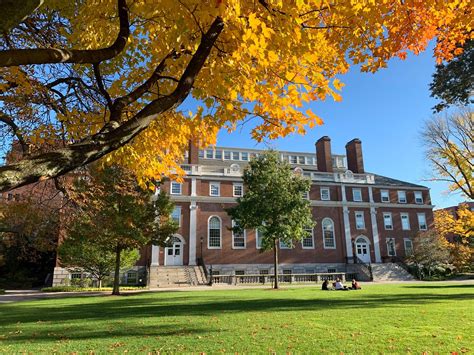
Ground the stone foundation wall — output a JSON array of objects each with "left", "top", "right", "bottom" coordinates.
[{"left": 207, "top": 263, "right": 347, "bottom": 275}]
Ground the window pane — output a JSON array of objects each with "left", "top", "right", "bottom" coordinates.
[
  {"left": 233, "top": 184, "right": 243, "bottom": 197},
  {"left": 205, "top": 149, "right": 214, "bottom": 159},
  {"left": 224, "top": 151, "right": 231, "bottom": 160},
  {"left": 232, "top": 151, "right": 240, "bottom": 160},
  {"left": 322, "top": 219, "right": 335, "bottom": 248},
  {"left": 208, "top": 217, "right": 221, "bottom": 247},
  {"left": 241, "top": 152, "right": 249, "bottom": 161},
  {"left": 215, "top": 150, "right": 222, "bottom": 159},
  {"left": 321, "top": 188, "right": 330, "bottom": 200}
]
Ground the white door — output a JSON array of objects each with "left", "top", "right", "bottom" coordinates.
[
  {"left": 164, "top": 238, "right": 183, "bottom": 266},
  {"left": 355, "top": 238, "right": 371, "bottom": 264}
]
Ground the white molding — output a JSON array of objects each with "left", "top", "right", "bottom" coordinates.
[
  {"left": 188, "top": 201, "right": 197, "bottom": 265},
  {"left": 151, "top": 245, "right": 160, "bottom": 266},
  {"left": 322, "top": 217, "right": 337, "bottom": 250},
  {"left": 207, "top": 215, "right": 222, "bottom": 249}
]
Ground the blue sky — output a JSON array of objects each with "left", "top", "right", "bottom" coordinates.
[{"left": 211, "top": 44, "right": 467, "bottom": 209}]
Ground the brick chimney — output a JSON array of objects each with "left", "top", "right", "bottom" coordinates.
[
  {"left": 188, "top": 140, "right": 199, "bottom": 164},
  {"left": 316, "top": 136, "right": 333, "bottom": 172},
  {"left": 345, "top": 138, "right": 364, "bottom": 173}
]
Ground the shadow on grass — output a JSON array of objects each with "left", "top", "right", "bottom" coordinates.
[{"left": 403, "top": 284, "right": 474, "bottom": 290}]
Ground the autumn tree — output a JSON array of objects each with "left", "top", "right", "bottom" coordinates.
[
  {"left": 64, "top": 165, "right": 177, "bottom": 295},
  {"left": 227, "top": 151, "right": 313, "bottom": 289},
  {"left": 0, "top": 1, "right": 472, "bottom": 192},
  {"left": 430, "top": 40, "right": 473, "bottom": 112},
  {"left": 421, "top": 109, "right": 473, "bottom": 199}
]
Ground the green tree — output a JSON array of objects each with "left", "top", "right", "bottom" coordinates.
[
  {"left": 430, "top": 40, "right": 473, "bottom": 112},
  {"left": 64, "top": 164, "right": 177, "bottom": 295},
  {"left": 227, "top": 151, "right": 313, "bottom": 289}
]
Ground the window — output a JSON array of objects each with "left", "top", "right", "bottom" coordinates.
[
  {"left": 208, "top": 216, "right": 222, "bottom": 248},
  {"left": 289, "top": 156, "right": 298, "bottom": 164},
  {"left": 381, "top": 190, "right": 390, "bottom": 202},
  {"left": 232, "top": 151, "right": 240, "bottom": 160},
  {"left": 241, "top": 152, "right": 249, "bottom": 161},
  {"left": 256, "top": 229, "right": 264, "bottom": 249},
  {"left": 417, "top": 213, "right": 427, "bottom": 230},
  {"left": 215, "top": 150, "right": 222, "bottom": 159},
  {"left": 322, "top": 218, "right": 336, "bottom": 249},
  {"left": 355, "top": 211, "right": 365, "bottom": 230},
  {"left": 233, "top": 183, "right": 243, "bottom": 197},
  {"left": 383, "top": 213, "right": 393, "bottom": 230},
  {"left": 386, "top": 238, "right": 396, "bottom": 256},
  {"left": 414, "top": 191, "right": 423, "bottom": 204},
  {"left": 327, "top": 268, "right": 337, "bottom": 273},
  {"left": 301, "top": 191, "right": 309, "bottom": 200},
  {"left": 397, "top": 191, "right": 407, "bottom": 203},
  {"left": 127, "top": 271, "right": 137, "bottom": 284},
  {"left": 171, "top": 207, "right": 181, "bottom": 226},
  {"left": 205, "top": 149, "right": 214, "bottom": 159},
  {"left": 232, "top": 220, "right": 246, "bottom": 249},
  {"left": 353, "top": 188, "right": 362, "bottom": 202},
  {"left": 298, "top": 156, "right": 306, "bottom": 164},
  {"left": 400, "top": 213, "right": 410, "bottom": 230},
  {"left": 170, "top": 182, "right": 182, "bottom": 195},
  {"left": 283, "top": 269, "right": 292, "bottom": 282},
  {"left": 7, "top": 193, "right": 13, "bottom": 201},
  {"left": 320, "top": 187, "right": 330, "bottom": 201},
  {"left": 224, "top": 150, "right": 231, "bottom": 160},
  {"left": 235, "top": 270, "right": 245, "bottom": 276},
  {"left": 404, "top": 238, "right": 413, "bottom": 256},
  {"left": 302, "top": 227, "right": 314, "bottom": 248},
  {"left": 279, "top": 239, "right": 292, "bottom": 249},
  {"left": 209, "top": 182, "right": 220, "bottom": 196},
  {"left": 198, "top": 150, "right": 205, "bottom": 158},
  {"left": 70, "top": 272, "right": 82, "bottom": 279}
]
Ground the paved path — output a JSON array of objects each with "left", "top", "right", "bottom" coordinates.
[{"left": 1, "top": 279, "right": 473, "bottom": 304}]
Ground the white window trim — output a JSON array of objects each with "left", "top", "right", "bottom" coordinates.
[
  {"left": 400, "top": 213, "right": 410, "bottom": 230},
  {"left": 207, "top": 216, "right": 222, "bottom": 249},
  {"left": 172, "top": 206, "right": 182, "bottom": 227},
  {"left": 233, "top": 183, "right": 243, "bottom": 197},
  {"left": 320, "top": 187, "right": 330, "bottom": 201},
  {"left": 322, "top": 218, "right": 336, "bottom": 249},
  {"left": 256, "top": 228, "right": 263, "bottom": 249},
  {"left": 397, "top": 191, "right": 407, "bottom": 204},
  {"left": 386, "top": 237, "right": 397, "bottom": 257},
  {"left": 209, "top": 182, "right": 220, "bottom": 197},
  {"left": 232, "top": 221, "right": 246, "bottom": 249},
  {"left": 353, "top": 188, "right": 362, "bottom": 202},
  {"left": 279, "top": 239, "right": 292, "bottom": 249},
  {"left": 381, "top": 190, "right": 390, "bottom": 203},
  {"left": 417, "top": 213, "right": 427, "bottom": 230},
  {"left": 414, "top": 191, "right": 424, "bottom": 204},
  {"left": 403, "top": 238, "right": 413, "bottom": 255},
  {"left": 170, "top": 182, "right": 182, "bottom": 195},
  {"left": 383, "top": 212, "right": 393, "bottom": 230},
  {"left": 355, "top": 211, "right": 365, "bottom": 230},
  {"left": 302, "top": 191, "right": 310, "bottom": 200},
  {"left": 302, "top": 228, "right": 314, "bottom": 249}
]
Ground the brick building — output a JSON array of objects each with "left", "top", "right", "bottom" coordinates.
[{"left": 52, "top": 136, "right": 434, "bottom": 285}]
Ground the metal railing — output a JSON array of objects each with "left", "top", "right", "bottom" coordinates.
[{"left": 210, "top": 272, "right": 349, "bottom": 285}]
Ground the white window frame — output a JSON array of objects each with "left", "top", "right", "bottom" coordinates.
[
  {"left": 355, "top": 211, "right": 365, "bottom": 230},
  {"left": 209, "top": 182, "right": 220, "bottom": 197},
  {"left": 223, "top": 150, "right": 231, "bottom": 160},
  {"left": 231, "top": 151, "right": 240, "bottom": 160},
  {"left": 205, "top": 149, "right": 214, "bottom": 159},
  {"left": 400, "top": 213, "right": 410, "bottom": 230},
  {"left": 170, "top": 182, "right": 182, "bottom": 195},
  {"left": 417, "top": 213, "right": 427, "bottom": 230},
  {"left": 320, "top": 187, "right": 330, "bottom": 201},
  {"left": 381, "top": 190, "right": 390, "bottom": 203},
  {"left": 404, "top": 238, "right": 413, "bottom": 256},
  {"left": 301, "top": 191, "right": 309, "bottom": 200},
  {"left": 352, "top": 188, "right": 362, "bottom": 202},
  {"left": 302, "top": 227, "right": 314, "bottom": 249},
  {"left": 171, "top": 206, "right": 181, "bottom": 227},
  {"left": 279, "top": 239, "right": 292, "bottom": 249},
  {"left": 322, "top": 218, "right": 336, "bottom": 249},
  {"left": 386, "top": 238, "right": 396, "bottom": 257},
  {"left": 414, "top": 191, "right": 423, "bottom": 204},
  {"left": 397, "top": 191, "right": 407, "bottom": 203},
  {"left": 208, "top": 216, "right": 222, "bottom": 249},
  {"left": 256, "top": 229, "right": 264, "bottom": 249},
  {"left": 233, "top": 183, "right": 243, "bottom": 197},
  {"left": 232, "top": 220, "right": 246, "bottom": 249},
  {"left": 241, "top": 152, "right": 249, "bottom": 161},
  {"left": 383, "top": 212, "right": 393, "bottom": 230}
]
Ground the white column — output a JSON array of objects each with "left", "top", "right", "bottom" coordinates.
[
  {"left": 188, "top": 201, "right": 198, "bottom": 265},
  {"left": 341, "top": 184, "right": 353, "bottom": 260},
  {"left": 191, "top": 177, "right": 197, "bottom": 197},
  {"left": 151, "top": 245, "right": 159, "bottom": 266},
  {"left": 368, "top": 186, "right": 382, "bottom": 262}
]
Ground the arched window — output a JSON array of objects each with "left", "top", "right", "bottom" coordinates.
[
  {"left": 322, "top": 218, "right": 336, "bottom": 249},
  {"left": 208, "top": 216, "right": 222, "bottom": 248}
]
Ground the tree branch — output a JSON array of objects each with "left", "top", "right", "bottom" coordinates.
[
  {"left": 0, "top": 0, "right": 129, "bottom": 67},
  {"left": 0, "top": 112, "right": 29, "bottom": 156},
  {"left": 0, "top": 16, "right": 224, "bottom": 192}
]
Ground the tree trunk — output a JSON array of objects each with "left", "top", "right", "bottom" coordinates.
[
  {"left": 273, "top": 238, "right": 279, "bottom": 289},
  {"left": 98, "top": 277, "right": 102, "bottom": 288},
  {"left": 112, "top": 244, "right": 122, "bottom": 295}
]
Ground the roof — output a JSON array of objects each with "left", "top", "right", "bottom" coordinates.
[{"left": 372, "top": 174, "right": 428, "bottom": 189}]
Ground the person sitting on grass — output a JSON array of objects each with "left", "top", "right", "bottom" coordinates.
[
  {"left": 334, "top": 278, "right": 349, "bottom": 290},
  {"left": 321, "top": 279, "right": 331, "bottom": 290},
  {"left": 351, "top": 279, "right": 361, "bottom": 290}
]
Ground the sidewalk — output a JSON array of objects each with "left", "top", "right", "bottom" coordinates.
[{"left": 1, "top": 279, "right": 473, "bottom": 304}]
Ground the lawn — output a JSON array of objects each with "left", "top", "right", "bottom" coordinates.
[{"left": 0, "top": 283, "right": 473, "bottom": 353}]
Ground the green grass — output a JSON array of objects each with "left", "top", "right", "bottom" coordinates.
[
  {"left": 41, "top": 286, "right": 147, "bottom": 292},
  {"left": 1, "top": 283, "right": 473, "bottom": 353}
]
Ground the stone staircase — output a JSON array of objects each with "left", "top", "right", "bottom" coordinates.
[
  {"left": 149, "top": 266, "right": 208, "bottom": 288},
  {"left": 370, "top": 263, "right": 415, "bottom": 281}
]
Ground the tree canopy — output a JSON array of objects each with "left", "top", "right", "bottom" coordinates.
[
  {"left": 0, "top": 0, "right": 472, "bottom": 192},
  {"left": 227, "top": 151, "right": 313, "bottom": 288}
]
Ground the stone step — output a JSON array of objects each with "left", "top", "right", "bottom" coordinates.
[{"left": 370, "top": 263, "right": 415, "bottom": 281}]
